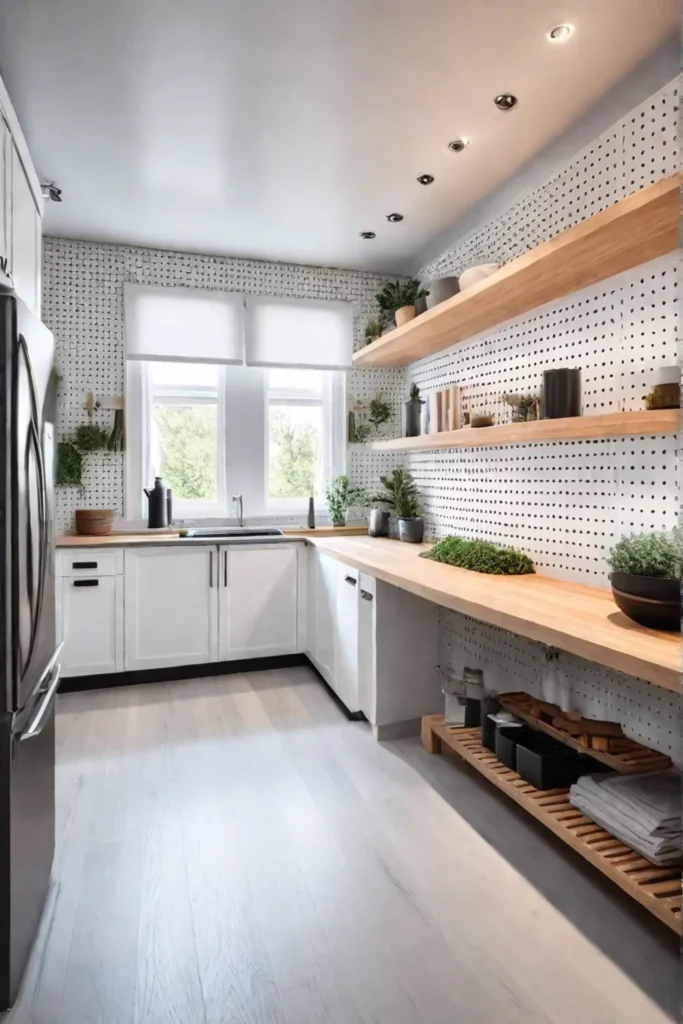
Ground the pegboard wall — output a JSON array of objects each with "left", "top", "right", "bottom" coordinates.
[
  {"left": 42, "top": 238, "right": 402, "bottom": 532},
  {"left": 379, "top": 75, "right": 681, "bottom": 754},
  {"left": 404, "top": 78, "right": 680, "bottom": 587}
]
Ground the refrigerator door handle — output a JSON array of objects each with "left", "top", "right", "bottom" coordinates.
[{"left": 19, "top": 662, "right": 61, "bottom": 742}]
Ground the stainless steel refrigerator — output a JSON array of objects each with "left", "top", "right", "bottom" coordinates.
[{"left": 0, "top": 281, "right": 61, "bottom": 1009}]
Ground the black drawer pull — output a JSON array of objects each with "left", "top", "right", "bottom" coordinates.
[
  {"left": 360, "top": 590, "right": 373, "bottom": 601},
  {"left": 344, "top": 575, "right": 357, "bottom": 586},
  {"left": 73, "top": 579, "right": 99, "bottom": 588},
  {"left": 73, "top": 561, "right": 98, "bottom": 569}
]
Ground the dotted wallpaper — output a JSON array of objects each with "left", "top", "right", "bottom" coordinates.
[{"left": 42, "top": 238, "right": 404, "bottom": 532}]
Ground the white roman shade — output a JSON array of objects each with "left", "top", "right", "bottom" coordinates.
[
  {"left": 124, "top": 284, "right": 244, "bottom": 364},
  {"left": 244, "top": 295, "right": 354, "bottom": 369}
]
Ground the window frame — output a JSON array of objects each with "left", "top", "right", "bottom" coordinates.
[{"left": 125, "top": 362, "right": 346, "bottom": 522}]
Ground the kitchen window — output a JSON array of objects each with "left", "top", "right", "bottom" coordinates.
[{"left": 124, "top": 285, "right": 350, "bottom": 521}]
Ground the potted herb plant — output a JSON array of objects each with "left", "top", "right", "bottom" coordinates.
[
  {"left": 375, "top": 279, "right": 430, "bottom": 329},
  {"left": 364, "top": 320, "right": 382, "bottom": 346},
  {"left": 325, "top": 476, "right": 368, "bottom": 527},
  {"left": 607, "top": 531, "right": 681, "bottom": 632},
  {"left": 405, "top": 383, "right": 424, "bottom": 437},
  {"left": 374, "top": 467, "right": 424, "bottom": 543}
]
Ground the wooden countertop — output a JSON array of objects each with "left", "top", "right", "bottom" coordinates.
[
  {"left": 308, "top": 536, "right": 680, "bottom": 694},
  {"left": 56, "top": 525, "right": 367, "bottom": 547}
]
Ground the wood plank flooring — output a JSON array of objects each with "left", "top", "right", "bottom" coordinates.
[{"left": 4, "top": 667, "right": 679, "bottom": 1023}]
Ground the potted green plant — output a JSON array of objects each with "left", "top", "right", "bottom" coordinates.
[
  {"left": 374, "top": 467, "right": 424, "bottom": 543},
  {"left": 375, "top": 279, "right": 430, "bottom": 329},
  {"left": 607, "top": 531, "right": 681, "bottom": 631},
  {"left": 369, "top": 393, "right": 391, "bottom": 432},
  {"left": 325, "top": 475, "right": 368, "bottom": 527},
  {"left": 405, "top": 383, "right": 424, "bottom": 437},
  {"left": 364, "top": 319, "right": 382, "bottom": 346}
]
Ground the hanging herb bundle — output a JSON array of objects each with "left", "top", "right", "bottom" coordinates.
[
  {"left": 72, "top": 422, "right": 110, "bottom": 453},
  {"left": 56, "top": 441, "right": 84, "bottom": 487},
  {"left": 108, "top": 409, "right": 125, "bottom": 452}
]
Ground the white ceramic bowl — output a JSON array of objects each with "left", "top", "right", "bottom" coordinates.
[{"left": 458, "top": 263, "right": 500, "bottom": 291}]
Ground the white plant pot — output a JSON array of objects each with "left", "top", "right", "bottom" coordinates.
[{"left": 458, "top": 263, "right": 499, "bottom": 291}]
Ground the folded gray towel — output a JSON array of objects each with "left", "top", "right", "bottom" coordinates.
[{"left": 571, "top": 770, "right": 680, "bottom": 834}]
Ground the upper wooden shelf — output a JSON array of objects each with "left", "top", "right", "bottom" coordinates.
[
  {"left": 354, "top": 174, "right": 682, "bottom": 368},
  {"left": 370, "top": 409, "right": 679, "bottom": 452}
]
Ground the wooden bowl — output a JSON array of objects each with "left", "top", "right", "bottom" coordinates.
[
  {"left": 75, "top": 509, "right": 115, "bottom": 536},
  {"left": 471, "top": 415, "right": 494, "bottom": 428}
]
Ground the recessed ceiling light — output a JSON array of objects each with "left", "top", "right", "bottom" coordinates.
[
  {"left": 386, "top": 212, "right": 404, "bottom": 223},
  {"left": 417, "top": 174, "right": 434, "bottom": 185},
  {"left": 359, "top": 231, "right": 376, "bottom": 239},
  {"left": 493, "top": 94, "right": 518, "bottom": 111},
  {"left": 547, "top": 24, "right": 574, "bottom": 43},
  {"left": 448, "top": 139, "right": 469, "bottom": 153}
]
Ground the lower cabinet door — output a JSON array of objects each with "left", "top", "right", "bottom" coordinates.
[
  {"left": 334, "top": 564, "right": 361, "bottom": 713},
  {"left": 124, "top": 547, "right": 219, "bottom": 671},
  {"left": 60, "top": 576, "right": 123, "bottom": 677},
  {"left": 219, "top": 544, "right": 298, "bottom": 660}
]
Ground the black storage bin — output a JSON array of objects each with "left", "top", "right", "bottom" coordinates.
[
  {"left": 495, "top": 725, "right": 534, "bottom": 770},
  {"left": 515, "top": 732, "right": 585, "bottom": 790},
  {"left": 480, "top": 697, "right": 501, "bottom": 752}
]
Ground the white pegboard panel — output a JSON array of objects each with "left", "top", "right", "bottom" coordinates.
[
  {"left": 439, "top": 610, "right": 682, "bottom": 761},
  {"left": 418, "top": 80, "right": 678, "bottom": 284},
  {"left": 43, "top": 238, "right": 395, "bottom": 532}
]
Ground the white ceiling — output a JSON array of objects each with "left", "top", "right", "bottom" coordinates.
[{"left": 0, "top": 0, "right": 677, "bottom": 274}]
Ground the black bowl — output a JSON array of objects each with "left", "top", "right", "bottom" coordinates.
[{"left": 610, "top": 572, "right": 680, "bottom": 632}]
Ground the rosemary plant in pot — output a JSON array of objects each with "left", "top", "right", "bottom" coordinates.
[
  {"left": 607, "top": 530, "right": 681, "bottom": 631},
  {"left": 325, "top": 476, "right": 368, "bottom": 527},
  {"left": 374, "top": 467, "right": 424, "bottom": 543}
]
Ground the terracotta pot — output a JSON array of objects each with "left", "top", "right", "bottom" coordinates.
[
  {"left": 75, "top": 509, "right": 114, "bottom": 536},
  {"left": 395, "top": 305, "right": 416, "bottom": 328}
]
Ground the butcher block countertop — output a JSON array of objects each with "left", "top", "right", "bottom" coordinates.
[
  {"left": 307, "top": 536, "right": 680, "bottom": 694},
  {"left": 56, "top": 525, "right": 367, "bottom": 546}
]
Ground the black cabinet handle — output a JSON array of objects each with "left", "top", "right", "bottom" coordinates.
[
  {"left": 73, "top": 561, "right": 98, "bottom": 569},
  {"left": 73, "top": 579, "right": 99, "bottom": 588},
  {"left": 344, "top": 575, "right": 357, "bottom": 586},
  {"left": 360, "top": 590, "right": 373, "bottom": 601}
]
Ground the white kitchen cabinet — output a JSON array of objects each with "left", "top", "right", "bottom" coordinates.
[
  {"left": 334, "top": 563, "right": 361, "bottom": 713},
  {"left": 124, "top": 547, "right": 219, "bottom": 670},
  {"left": 358, "top": 572, "right": 377, "bottom": 721},
  {"left": 0, "top": 118, "right": 9, "bottom": 271},
  {"left": 316, "top": 551, "right": 337, "bottom": 686},
  {"left": 10, "top": 143, "right": 41, "bottom": 314},
  {"left": 219, "top": 543, "right": 298, "bottom": 660},
  {"left": 59, "top": 575, "right": 124, "bottom": 677}
]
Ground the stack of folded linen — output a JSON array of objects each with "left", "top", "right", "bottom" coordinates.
[{"left": 569, "top": 769, "right": 681, "bottom": 866}]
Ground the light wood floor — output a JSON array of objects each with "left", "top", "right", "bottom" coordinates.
[{"left": 4, "top": 667, "right": 679, "bottom": 1023}]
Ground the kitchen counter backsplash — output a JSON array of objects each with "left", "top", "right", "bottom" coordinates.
[{"left": 43, "top": 236, "right": 405, "bottom": 534}]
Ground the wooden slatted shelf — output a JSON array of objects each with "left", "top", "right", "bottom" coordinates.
[
  {"left": 421, "top": 719, "right": 681, "bottom": 933},
  {"left": 497, "top": 693, "right": 673, "bottom": 774},
  {"left": 355, "top": 174, "right": 682, "bottom": 368},
  {"left": 370, "top": 409, "right": 679, "bottom": 452}
]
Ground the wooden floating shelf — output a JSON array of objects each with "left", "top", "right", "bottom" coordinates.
[
  {"left": 370, "top": 409, "right": 680, "bottom": 452},
  {"left": 355, "top": 173, "right": 682, "bottom": 368},
  {"left": 421, "top": 721, "right": 682, "bottom": 934}
]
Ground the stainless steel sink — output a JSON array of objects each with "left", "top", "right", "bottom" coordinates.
[{"left": 179, "top": 527, "right": 283, "bottom": 538}]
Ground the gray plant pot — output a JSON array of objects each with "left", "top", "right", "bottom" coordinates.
[
  {"left": 368, "top": 508, "right": 390, "bottom": 538},
  {"left": 398, "top": 517, "right": 424, "bottom": 543},
  {"left": 425, "top": 276, "right": 460, "bottom": 309}
]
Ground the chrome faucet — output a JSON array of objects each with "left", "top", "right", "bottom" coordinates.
[{"left": 232, "top": 493, "right": 244, "bottom": 527}]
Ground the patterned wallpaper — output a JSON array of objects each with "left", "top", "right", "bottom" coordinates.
[{"left": 42, "top": 239, "right": 404, "bottom": 531}]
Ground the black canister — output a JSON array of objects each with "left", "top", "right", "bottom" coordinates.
[
  {"left": 167, "top": 488, "right": 173, "bottom": 527},
  {"left": 542, "top": 368, "right": 581, "bottom": 419},
  {"left": 144, "top": 476, "right": 169, "bottom": 529}
]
